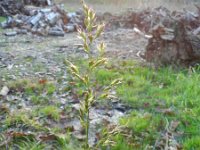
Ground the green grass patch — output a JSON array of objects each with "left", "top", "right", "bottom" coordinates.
[
  {"left": 94, "top": 60, "right": 200, "bottom": 149},
  {"left": 3, "top": 110, "right": 43, "bottom": 131},
  {"left": 38, "top": 106, "right": 61, "bottom": 121},
  {"left": 30, "top": 95, "right": 49, "bottom": 105},
  {"left": 183, "top": 136, "right": 200, "bottom": 150}
]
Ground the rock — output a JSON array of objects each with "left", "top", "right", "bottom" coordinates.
[
  {"left": 0, "top": 86, "right": 9, "bottom": 96},
  {"left": 46, "top": 0, "right": 52, "bottom": 6},
  {"left": 4, "top": 31, "right": 17, "bottom": 36},
  {"left": 63, "top": 25, "right": 76, "bottom": 32},
  {"left": 16, "top": 29, "right": 28, "bottom": 34},
  {"left": 29, "top": 12, "right": 43, "bottom": 26},
  {"left": 46, "top": 12, "right": 60, "bottom": 25},
  {"left": 48, "top": 30, "right": 64, "bottom": 36},
  {"left": 193, "top": 26, "right": 200, "bottom": 35},
  {"left": 0, "top": 20, "right": 8, "bottom": 28},
  {"left": 67, "top": 12, "right": 77, "bottom": 19},
  {"left": 48, "top": 27, "right": 65, "bottom": 36},
  {"left": 40, "top": 8, "right": 52, "bottom": 13}
]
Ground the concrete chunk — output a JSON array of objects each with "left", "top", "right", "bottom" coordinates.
[
  {"left": 4, "top": 31, "right": 17, "bottom": 36},
  {"left": 30, "top": 12, "right": 43, "bottom": 26}
]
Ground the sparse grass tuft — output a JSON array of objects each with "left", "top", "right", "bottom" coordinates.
[
  {"left": 7, "top": 78, "right": 56, "bottom": 98},
  {"left": 38, "top": 106, "right": 61, "bottom": 121},
  {"left": 4, "top": 110, "right": 42, "bottom": 131},
  {"left": 46, "top": 83, "right": 56, "bottom": 95},
  {"left": 8, "top": 78, "right": 44, "bottom": 94},
  {"left": 30, "top": 95, "right": 49, "bottom": 105}
]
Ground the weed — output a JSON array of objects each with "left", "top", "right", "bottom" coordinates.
[
  {"left": 46, "top": 83, "right": 56, "bottom": 95},
  {"left": 66, "top": 0, "right": 121, "bottom": 149}
]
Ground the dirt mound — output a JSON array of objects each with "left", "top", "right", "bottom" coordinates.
[
  {"left": 145, "top": 23, "right": 200, "bottom": 66},
  {"left": 100, "top": 6, "right": 200, "bottom": 33},
  {"left": 99, "top": 6, "right": 200, "bottom": 66}
]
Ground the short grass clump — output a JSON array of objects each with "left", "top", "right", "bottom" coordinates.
[
  {"left": 7, "top": 78, "right": 56, "bottom": 105},
  {"left": 30, "top": 95, "right": 49, "bottom": 105},
  {"left": 46, "top": 83, "right": 56, "bottom": 95},
  {"left": 3, "top": 110, "right": 42, "bottom": 132},
  {"left": 38, "top": 106, "right": 61, "bottom": 121},
  {"left": 8, "top": 78, "right": 45, "bottom": 94}
]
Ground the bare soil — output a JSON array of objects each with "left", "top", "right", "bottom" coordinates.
[{"left": 0, "top": 28, "right": 147, "bottom": 80}]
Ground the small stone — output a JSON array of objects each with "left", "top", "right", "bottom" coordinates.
[
  {"left": 4, "top": 31, "right": 17, "bottom": 36},
  {"left": 17, "top": 104, "right": 23, "bottom": 109},
  {"left": 0, "top": 86, "right": 9, "bottom": 96},
  {"left": 74, "top": 132, "right": 86, "bottom": 141},
  {"left": 48, "top": 29, "right": 65, "bottom": 36}
]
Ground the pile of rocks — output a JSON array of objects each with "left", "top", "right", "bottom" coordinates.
[
  {"left": 0, "top": 0, "right": 52, "bottom": 16},
  {"left": 0, "top": 0, "right": 84, "bottom": 36},
  {"left": 99, "top": 6, "right": 200, "bottom": 66},
  {"left": 100, "top": 6, "right": 200, "bottom": 33},
  {"left": 143, "top": 7, "right": 200, "bottom": 66},
  {"left": 145, "top": 23, "right": 200, "bottom": 66}
]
